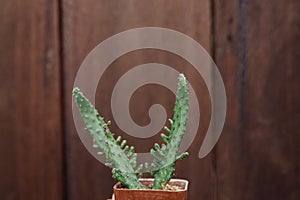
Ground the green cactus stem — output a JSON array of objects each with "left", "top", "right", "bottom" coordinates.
[
  {"left": 148, "top": 74, "right": 189, "bottom": 189},
  {"left": 73, "top": 88, "right": 142, "bottom": 189}
]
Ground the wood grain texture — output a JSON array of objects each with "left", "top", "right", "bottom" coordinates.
[
  {"left": 0, "top": 0, "right": 63, "bottom": 199},
  {"left": 1, "top": 0, "right": 299, "bottom": 199},
  {"left": 214, "top": 0, "right": 300, "bottom": 199},
  {"left": 61, "top": 1, "right": 213, "bottom": 200}
]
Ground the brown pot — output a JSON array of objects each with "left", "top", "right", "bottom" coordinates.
[{"left": 113, "top": 178, "right": 188, "bottom": 200}]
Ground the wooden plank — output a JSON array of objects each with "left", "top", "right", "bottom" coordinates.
[
  {"left": 0, "top": 0, "right": 63, "bottom": 199},
  {"left": 214, "top": 0, "right": 300, "bottom": 199},
  {"left": 61, "top": 0, "right": 213, "bottom": 199}
]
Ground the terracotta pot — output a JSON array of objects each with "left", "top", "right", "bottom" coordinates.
[{"left": 113, "top": 178, "right": 188, "bottom": 200}]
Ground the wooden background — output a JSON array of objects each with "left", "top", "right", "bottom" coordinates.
[{"left": 0, "top": 0, "right": 299, "bottom": 199}]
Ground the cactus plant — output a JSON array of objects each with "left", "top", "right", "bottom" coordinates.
[{"left": 72, "top": 73, "right": 189, "bottom": 190}]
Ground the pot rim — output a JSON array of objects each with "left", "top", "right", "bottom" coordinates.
[{"left": 113, "top": 178, "right": 189, "bottom": 192}]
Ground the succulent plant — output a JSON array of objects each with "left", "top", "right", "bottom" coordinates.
[{"left": 72, "top": 73, "right": 189, "bottom": 190}]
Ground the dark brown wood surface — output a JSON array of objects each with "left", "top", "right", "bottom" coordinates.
[
  {"left": 0, "top": 0, "right": 63, "bottom": 200},
  {"left": 214, "top": 0, "right": 300, "bottom": 199},
  {"left": 0, "top": 0, "right": 299, "bottom": 200}
]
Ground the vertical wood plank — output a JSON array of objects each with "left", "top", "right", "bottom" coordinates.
[
  {"left": 214, "top": 0, "right": 300, "bottom": 199},
  {"left": 61, "top": 1, "right": 213, "bottom": 199},
  {"left": 0, "top": 0, "right": 63, "bottom": 199}
]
